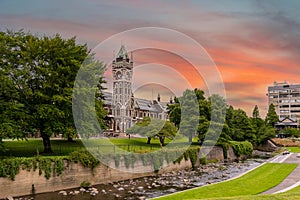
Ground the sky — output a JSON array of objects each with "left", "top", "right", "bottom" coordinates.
[{"left": 1, "top": 0, "right": 300, "bottom": 117}]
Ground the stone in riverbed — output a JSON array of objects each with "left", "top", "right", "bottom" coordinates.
[{"left": 137, "top": 186, "right": 144, "bottom": 191}]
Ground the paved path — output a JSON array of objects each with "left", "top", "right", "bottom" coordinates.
[{"left": 262, "top": 153, "right": 300, "bottom": 194}]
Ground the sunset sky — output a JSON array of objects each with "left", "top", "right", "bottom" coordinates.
[{"left": 1, "top": 0, "right": 300, "bottom": 117}]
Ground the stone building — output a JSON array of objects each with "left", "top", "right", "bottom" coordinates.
[{"left": 103, "top": 45, "right": 170, "bottom": 133}]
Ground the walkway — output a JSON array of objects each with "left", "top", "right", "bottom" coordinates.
[{"left": 263, "top": 153, "right": 300, "bottom": 194}]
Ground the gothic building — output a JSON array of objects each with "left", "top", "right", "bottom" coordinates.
[{"left": 103, "top": 45, "right": 170, "bottom": 133}]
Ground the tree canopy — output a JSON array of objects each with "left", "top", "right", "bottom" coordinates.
[
  {"left": 0, "top": 30, "right": 106, "bottom": 152},
  {"left": 126, "top": 117, "right": 178, "bottom": 146},
  {"left": 168, "top": 88, "right": 277, "bottom": 146}
]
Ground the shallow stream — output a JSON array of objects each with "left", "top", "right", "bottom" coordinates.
[{"left": 15, "top": 159, "right": 264, "bottom": 200}]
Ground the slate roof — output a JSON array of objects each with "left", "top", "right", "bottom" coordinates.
[{"left": 103, "top": 92, "right": 168, "bottom": 113}]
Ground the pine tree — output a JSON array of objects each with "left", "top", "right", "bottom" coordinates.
[
  {"left": 265, "top": 104, "right": 279, "bottom": 127},
  {"left": 252, "top": 105, "right": 260, "bottom": 119}
]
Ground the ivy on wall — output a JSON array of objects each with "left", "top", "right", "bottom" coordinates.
[{"left": 0, "top": 144, "right": 250, "bottom": 181}]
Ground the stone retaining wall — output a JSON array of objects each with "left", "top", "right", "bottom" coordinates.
[{"left": 0, "top": 146, "right": 237, "bottom": 198}]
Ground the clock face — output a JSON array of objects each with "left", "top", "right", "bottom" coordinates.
[{"left": 116, "top": 71, "right": 122, "bottom": 80}]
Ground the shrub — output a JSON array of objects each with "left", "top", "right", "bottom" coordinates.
[
  {"left": 230, "top": 141, "right": 253, "bottom": 157},
  {"left": 69, "top": 150, "right": 100, "bottom": 169},
  {"left": 80, "top": 181, "right": 91, "bottom": 189},
  {"left": 200, "top": 156, "right": 207, "bottom": 165}
]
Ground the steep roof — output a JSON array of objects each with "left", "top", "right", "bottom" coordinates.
[
  {"left": 103, "top": 92, "right": 168, "bottom": 113},
  {"left": 117, "top": 45, "right": 129, "bottom": 59}
]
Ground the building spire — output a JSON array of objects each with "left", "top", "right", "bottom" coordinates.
[{"left": 117, "top": 44, "right": 128, "bottom": 59}]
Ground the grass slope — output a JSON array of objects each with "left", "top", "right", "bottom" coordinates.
[
  {"left": 200, "top": 184, "right": 300, "bottom": 200},
  {"left": 155, "top": 163, "right": 297, "bottom": 200}
]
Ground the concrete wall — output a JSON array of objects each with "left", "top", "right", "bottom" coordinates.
[{"left": 0, "top": 146, "right": 237, "bottom": 198}]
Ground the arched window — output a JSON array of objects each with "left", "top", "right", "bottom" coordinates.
[{"left": 116, "top": 106, "right": 120, "bottom": 116}]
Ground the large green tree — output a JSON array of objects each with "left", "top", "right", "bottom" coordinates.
[
  {"left": 228, "top": 109, "right": 256, "bottom": 143},
  {"left": 126, "top": 117, "right": 178, "bottom": 146},
  {"left": 0, "top": 30, "right": 106, "bottom": 152},
  {"left": 168, "top": 88, "right": 206, "bottom": 143}
]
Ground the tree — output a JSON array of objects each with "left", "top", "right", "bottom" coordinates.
[
  {"left": 0, "top": 30, "right": 106, "bottom": 152},
  {"left": 283, "top": 127, "right": 300, "bottom": 138},
  {"left": 199, "top": 94, "right": 228, "bottom": 145},
  {"left": 178, "top": 89, "right": 199, "bottom": 143},
  {"left": 252, "top": 105, "right": 260, "bottom": 119},
  {"left": 167, "top": 97, "right": 181, "bottom": 128},
  {"left": 126, "top": 117, "right": 178, "bottom": 146},
  {"left": 229, "top": 109, "right": 256, "bottom": 143},
  {"left": 256, "top": 124, "right": 276, "bottom": 144},
  {"left": 265, "top": 104, "right": 279, "bottom": 127}
]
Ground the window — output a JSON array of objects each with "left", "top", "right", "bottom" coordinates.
[{"left": 116, "top": 107, "right": 120, "bottom": 116}]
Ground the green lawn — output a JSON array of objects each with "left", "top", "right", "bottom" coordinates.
[
  {"left": 197, "top": 184, "right": 300, "bottom": 200},
  {"left": 1, "top": 137, "right": 199, "bottom": 157},
  {"left": 154, "top": 163, "right": 298, "bottom": 200},
  {"left": 286, "top": 147, "right": 300, "bottom": 153}
]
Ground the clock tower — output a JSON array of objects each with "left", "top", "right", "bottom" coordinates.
[{"left": 112, "top": 45, "right": 134, "bottom": 132}]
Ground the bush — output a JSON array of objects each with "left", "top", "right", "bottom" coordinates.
[
  {"left": 230, "top": 141, "right": 253, "bottom": 157},
  {"left": 69, "top": 150, "right": 100, "bottom": 169},
  {"left": 200, "top": 156, "right": 207, "bottom": 165},
  {"left": 80, "top": 181, "right": 91, "bottom": 189}
]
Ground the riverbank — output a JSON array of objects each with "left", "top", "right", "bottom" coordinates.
[
  {"left": 154, "top": 162, "right": 297, "bottom": 200},
  {"left": 12, "top": 159, "right": 263, "bottom": 200}
]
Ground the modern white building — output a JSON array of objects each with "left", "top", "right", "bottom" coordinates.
[
  {"left": 103, "top": 45, "right": 170, "bottom": 133},
  {"left": 267, "top": 81, "right": 300, "bottom": 119}
]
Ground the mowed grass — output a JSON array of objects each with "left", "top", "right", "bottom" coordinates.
[
  {"left": 198, "top": 184, "right": 300, "bottom": 200},
  {"left": 155, "top": 163, "right": 298, "bottom": 200},
  {"left": 286, "top": 146, "right": 300, "bottom": 153},
  {"left": 1, "top": 137, "right": 198, "bottom": 157},
  {"left": 1, "top": 139, "right": 85, "bottom": 157}
]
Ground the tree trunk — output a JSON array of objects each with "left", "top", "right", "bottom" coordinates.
[
  {"left": 147, "top": 137, "right": 151, "bottom": 144},
  {"left": 189, "top": 135, "right": 193, "bottom": 143},
  {"left": 159, "top": 136, "right": 165, "bottom": 146},
  {"left": 67, "top": 136, "right": 73, "bottom": 142},
  {"left": 42, "top": 133, "right": 53, "bottom": 153}
]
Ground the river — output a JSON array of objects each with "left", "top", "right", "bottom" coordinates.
[{"left": 15, "top": 159, "right": 264, "bottom": 200}]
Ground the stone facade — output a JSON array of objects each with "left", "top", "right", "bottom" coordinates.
[{"left": 104, "top": 45, "right": 170, "bottom": 133}]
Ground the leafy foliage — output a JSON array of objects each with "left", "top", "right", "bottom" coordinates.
[
  {"left": 230, "top": 141, "right": 253, "bottom": 157},
  {"left": 127, "top": 117, "right": 178, "bottom": 146},
  {"left": 68, "top": 150, "right": 100, "bottom": 169},
  {"left": 281, "top": 127, "right": 300, "bottom": 138},
  {"left": 0, "top": 157, "right": 67, "bottom": 180},
  {"left": 0, "top": 30, "right": 106, "bottom": 152}
]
